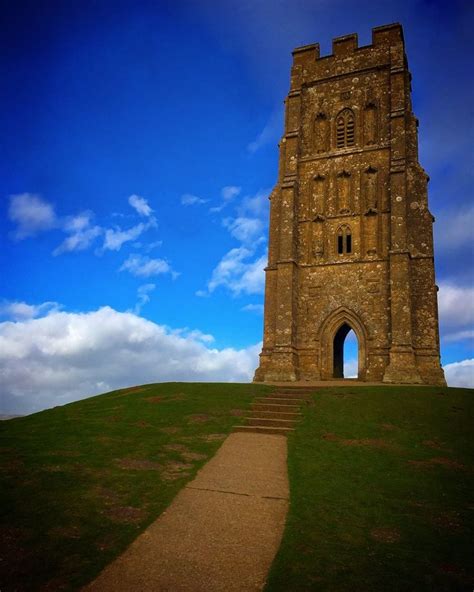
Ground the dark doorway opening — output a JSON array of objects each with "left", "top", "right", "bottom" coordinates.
[{"left": 333, "top": 323, "right": 356, "bottom": 378}]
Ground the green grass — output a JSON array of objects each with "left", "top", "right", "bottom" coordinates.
[
  {"left": 265, "top": 386, "right": 474, "bottom": 592},
  {"left": 0, "top": 382, "right": 269, "bottom": 592},
  {"left": 2, "top": 383, "right": 473, "bottom": 591}
]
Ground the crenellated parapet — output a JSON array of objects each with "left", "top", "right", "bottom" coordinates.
[{"left": 290, "top": 24, "right": 405, "bottom": 90}]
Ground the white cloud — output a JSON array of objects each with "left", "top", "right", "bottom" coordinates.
[
  {"left": 54, "top": 224, "right": 102, "bottom": 255},
  {"left": 102, "top": 205, "right": 158, "bottom": 251},
  {"left": 203, "top": 187, "right": 269, "bottom": 297},
  {"left": 438, "top": 282, "right": 474, "bottom": 331},
  {"left": 223, "top": 216, "right": 264, "bottom": 243},
  {"left": 241, "top": 304, "right": 264, "bottom": 314},
  {"left": 63, "top": 211, "right": 93, "bottom": 233},
  {"left": 133, "top": 283, "right": 156, "bottom": 314},
  {"left": 222, "top": 186, "right": 241, "bottom": 202},
  {"left": 8, "top": 193, "right": 57, "bottom": 239},
  {"left": 444, "top": 359, "right": 474, "bottom": 388},
  {"left": 8, "top": 195, "right": 105, "bottom": 254},
  {"left": 129, "top": 194, "right": 153, "bottom": 217},
  {"left": 237, "top": 189, "right": 270, "bottom": 219},
  {"left": 0, "top": 306, "right": 261, "bottom": 414},
  {"left": 343, "top": 358, "right": 358, "bottom": 379},
  {"left": 103, "top": 223, "right": 147, "bottom": 251},
  {"left": 247, "top": 108, "right": 283, "bottom": 154},
  {"left": 181, "top": 193, "right": 207, "bottom": 206},
  {"left": 145, "top": 240, "right": 163, "bottom": 251},
  {"left": 8, "top": 192, "right": 159, "bottom": 255},
  {"left": 207, "top": 247, "right": 266, "bottom": 296},
  {"left": 170, "top": 328, "right": 215, "bottom": 344},
  {"left": 0, "top": 300, "right": 60, "bottom": 321},
  {"left": 120, "top": 254, "right": 176, "bottom": 278},
  {"left": 210, "top": 186, "right": 242, "bottom": 213}
]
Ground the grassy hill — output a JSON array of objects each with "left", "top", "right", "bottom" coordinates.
[{"left": 1, "top": 383, "right": 473, "bottom": 591}]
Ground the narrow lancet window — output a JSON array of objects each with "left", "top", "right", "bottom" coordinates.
[
  {"left": 337, "top": 229, "right": 344, "bottom": 254},
  {"left": 337, "top": 226, "right": 352, "bottom": 254}
]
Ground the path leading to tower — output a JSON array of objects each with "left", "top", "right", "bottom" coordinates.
[{"left": 83, "top": 432, "right": 288, "bottom": 592}]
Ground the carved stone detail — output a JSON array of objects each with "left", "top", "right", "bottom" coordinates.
[
  {"left": 337, "top": 170, "right": 351, "bottom": 213},
  {"left": 363, "top": 101, "right": 378, "bottom": 145},
  {"left": 313, "top": 112, "right": 329, "bottom": 153}
]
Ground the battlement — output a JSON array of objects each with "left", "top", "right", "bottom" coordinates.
[{"left": 292, "top": 23, "right": 404, "bottom": 65}]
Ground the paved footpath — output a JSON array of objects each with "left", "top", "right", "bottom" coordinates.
[{"left": 84, "top": 432, "right": 289, "bottom": 592}]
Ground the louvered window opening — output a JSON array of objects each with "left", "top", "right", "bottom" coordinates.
[{"left": 336, "top": 110, "right": 355, "bottom": 148}]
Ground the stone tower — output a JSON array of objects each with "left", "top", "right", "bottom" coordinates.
[{"left": 254, "top": 23, "right": 446, "bottom": 385}]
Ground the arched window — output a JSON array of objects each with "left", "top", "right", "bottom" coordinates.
[
  {"left": 337, "top": 226, "right": 352, "bottom": 255},
  {"left": 336, "top": 109, "right": 355, "bottom": 148}
]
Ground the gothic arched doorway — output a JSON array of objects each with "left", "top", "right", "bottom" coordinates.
[
  {"left": 333, "top": 324, "right": 358, "bottom": 378},
  {"left": 318, "top": 307, "right": 368, "bottom": 381}
]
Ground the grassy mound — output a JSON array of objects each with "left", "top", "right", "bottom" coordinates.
[
  {"left": 266, "top": 385, "right": 474, "bottom": 592},
  {"left": 2, "top": 383, "right": 473, "bottom": 591},
  {"left": 0, "top": 382, "right": 269, "bottom": 591}
]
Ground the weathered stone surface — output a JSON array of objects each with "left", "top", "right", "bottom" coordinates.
[{"left": 254, "top": 23, "right": 446, "bottom": 386}]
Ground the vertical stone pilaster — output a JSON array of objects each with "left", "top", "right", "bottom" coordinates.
[{"left": 383, "top": 60, "right": 422, "bottom": 384}]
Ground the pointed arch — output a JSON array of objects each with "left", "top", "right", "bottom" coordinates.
[
  {"left": 336, "top": 225, "right": 352, "bottom": 254},
  {"left": 336, "top": 108, "right": 355, "bottom": 148},
  {"left": 317, "top": 306, "right": 368, "bottom": 380}
]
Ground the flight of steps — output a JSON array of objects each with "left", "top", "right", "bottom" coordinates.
[{"left": 233, "top": 386, "right": 315, "bottom": 436}]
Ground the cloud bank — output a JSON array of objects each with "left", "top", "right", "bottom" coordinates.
[{"left": 0, "top": 306, "right": 260, "bottom": 415}]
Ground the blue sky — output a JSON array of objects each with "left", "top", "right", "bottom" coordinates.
[{"left": 1, "top": 0, "right": 473, "bottom": 413}]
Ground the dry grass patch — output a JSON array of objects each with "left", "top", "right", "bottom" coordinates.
[
  {"left": 163, "top": 443, "right": 207, "bottom": 461},
  {"left": 161, "top": 461, "right": 193, "bottom": 481},
  {"left": 371, "top": 527, "right": 401, "bottom": 543},
  {"left": 380, "top": 423, "right": 398, "bottom": 431},
  {"left": 133, "top": 420, "right": 153, "bottom": 428},
  {"left": 322, "top": 432, "right": 394, "bottom": 449},
  {"left": 48, "top": 525, "right": 82, "bottom": 539},
  {"left": 407, "top": 457, "right": 467, "bottom": 471},
  {"left": 159, "top": 426, "right": 181, "bottom": 434},
  {"left": 103, "top": 506, "right": 147, "bottom": 524},
  {"left": 188, "top": 413, "right": 211, "bottom": 423},
  {"left": 144, "top": 396, "right": 162, "bottom": 403},
  {"left": 422, "top": 439, "right": 448, "bottom": 451},
  {"left": 115, "top": 458, "right": 161, "bottom": 471}
]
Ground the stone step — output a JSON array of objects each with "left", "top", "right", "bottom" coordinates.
[
  {"left": 251, "top": 403, "right": 302, "bottom": 412},
  {"left": 275, "top": 388, "right": 316, "bottom": 394},
  {"left": 250, "top": 410, "right": 302, "bottom": 420},
  {"left": 244, "top": 417, "right": 298, "bottom": 428},
  {"left": 233, "top": 425, "right": 295, "bottom": 436},
  {"left": 270, "top": 392, "right": 311, "bottom": 400},
  {"left": 255, "top": 397, "right": 307, "bottom": 406}
]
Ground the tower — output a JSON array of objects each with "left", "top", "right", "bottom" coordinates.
[{"left": 254, "top": 23, "right": 446, "bottom": 385}]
